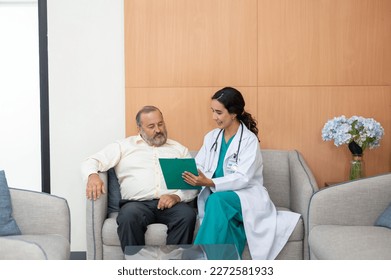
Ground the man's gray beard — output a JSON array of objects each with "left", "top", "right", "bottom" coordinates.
[{"left": 140, "top": 130, "right": 167, "bottom": 147}]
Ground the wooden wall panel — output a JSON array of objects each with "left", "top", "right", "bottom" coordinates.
[
  {"left": 124, "top": 0, "right": 391, "bottom": 187},
  {"left": 126, "top": 87, "right": 258, "bottom": 150},
  {"left": 258, "top": 0, "right": 391, "bottom": 86},
  {"left": 124, "top": 0, "right": 258, "bottom": 87},
  {"left": 257, "top": 86, "right": 391, "bottom": 186}
]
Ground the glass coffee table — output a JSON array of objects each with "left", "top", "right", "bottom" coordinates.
[{"left": 124, "top": 244, "right": 240, "bottom": 260}]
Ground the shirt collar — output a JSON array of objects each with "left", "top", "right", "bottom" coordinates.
[{"left": 135, "top": 134, "right": 145, "bottom": 144}]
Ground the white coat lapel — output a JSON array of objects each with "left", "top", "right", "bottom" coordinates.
[{"left": 223, "top": 123, "right": 249, "bottom": 166}]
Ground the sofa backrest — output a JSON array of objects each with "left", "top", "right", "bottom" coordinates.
[
  {"left": 261, "top": 150, "right": 291, "bottom": 208},
  {"left": 190, "top": 149, "right": 292, "bottom": 208}
]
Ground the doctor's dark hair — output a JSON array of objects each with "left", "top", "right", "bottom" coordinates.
[
  {"left": 212, "top": 87, "right": 259, "bottom": 139},
  {"left": 135, "top": 105, "right": 163, "bottom": 127}
]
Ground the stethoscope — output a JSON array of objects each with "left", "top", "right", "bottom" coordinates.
[{"left": 208, "top": 122, "right": 244, "bottom": 171}]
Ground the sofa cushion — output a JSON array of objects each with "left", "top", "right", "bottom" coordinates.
[
  {"left": 0, "top": 170, "right": 21, "bottom": 236},
  {"left": 144, "top": 224, "right": 169, "bottom": 245},
  {"left": 375, "top": 202, "right": 391, "bottom": 229},
  {"left": 277, "top": 207, "right": 303, "bottom": 241},
  {"left": 0, "top": 234, "right": 70, "bottom": 260},
  {"left": 0, "top": 236, "right": 46, "bottom": 259},
  {"left": 102, "top": 216, "right": 120, "bottom": 246},
  {"left": 309, "top": 225, "right": 391, "bottom": 259}
]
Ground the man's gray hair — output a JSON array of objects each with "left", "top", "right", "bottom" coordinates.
[{"left": 135, "top": 105, "right": 163, "bottom": 127}]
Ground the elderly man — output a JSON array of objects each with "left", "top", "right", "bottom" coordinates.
[{"left": 81, "top": 106, "right": 198, "bottom": 251}]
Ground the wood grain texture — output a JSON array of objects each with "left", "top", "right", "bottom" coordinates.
[
  {"left": 258, "top": 0, "right": 391, "bottom": 86},
  {"left": 124, "top": 0, "right": 391, "bottom": 187},
  {"left": 124, "top": 0, "right": 258, "bottom": 87}
]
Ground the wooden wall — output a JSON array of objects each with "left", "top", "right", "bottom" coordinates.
[{"left": 124, "top": 0, "right": 391, "bottom": 186}]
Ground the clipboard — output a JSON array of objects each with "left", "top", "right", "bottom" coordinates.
[{"left": 159, "top": 158, "right": 201, "bottom": 190}]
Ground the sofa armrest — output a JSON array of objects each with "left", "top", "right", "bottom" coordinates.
[
  {"left": 10, "top": 188, "right": 70, "bottom": 241},
  {"left": 86, "top": 172, "right": 108, "bottom": 260},
  {"left": 288, "top": 150, "right": 318, "bottom": 260},
  {"left": 309, "top": 173, "right": 391, "bottom": 230},
  {"left": 289, "top": 150, "right": 319, "bottom": 216}
]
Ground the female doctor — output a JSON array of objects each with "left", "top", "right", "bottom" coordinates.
[{"left": 182, "top": 87, "right": 300, "bottom": 260}]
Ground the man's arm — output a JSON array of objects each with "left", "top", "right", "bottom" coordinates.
[{"left": 81, "top": 142, "right": 122, "bottom": 200}]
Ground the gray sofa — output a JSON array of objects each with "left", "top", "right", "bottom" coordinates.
[
  {"left": 86, "top": 149, "right": 318, "bottom": 260},
  {"left": 308, "top": 173, "right": 391, "bottom": 260},
  {"left": 0, "top": 188, "right": 71, "bottom": 260}
]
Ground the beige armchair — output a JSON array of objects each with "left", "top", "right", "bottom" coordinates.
[
  {"left": 308, "top": 173, "right": 391, "bottom": 260},
  {"left": 86, "top": 149, "right": 318, "bottom": 260},
  {"left": 0, "top": 188, "right": 71, "bottom": 260}
]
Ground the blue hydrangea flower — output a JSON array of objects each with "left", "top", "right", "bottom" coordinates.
[{"left": 322, "top": 115, "right": 384, "bottom": 152}]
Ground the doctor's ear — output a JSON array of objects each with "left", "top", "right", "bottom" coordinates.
[{"left": 231, "top": 113, "right": 237, "bottom": 120}]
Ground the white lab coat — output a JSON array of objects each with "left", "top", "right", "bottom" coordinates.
[{"left": 195, "top": 124, "right": 300, "bottom": 260}]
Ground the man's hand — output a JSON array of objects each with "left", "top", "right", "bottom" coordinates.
[
  {"left": 157, "top": 194, "right": 181, "bottom": 210},
  {"left": 86, "top": 173, "right": 106, "bottom": 200},
  {"left": 182, "top": 169, "right": 214, "bottom": 187}
]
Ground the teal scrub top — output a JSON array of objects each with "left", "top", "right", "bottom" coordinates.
[{"left": 213, "top": 132, "right": 235, "bottom": 178}]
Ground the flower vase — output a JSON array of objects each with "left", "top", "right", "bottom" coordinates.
[{"left": 349, "top": 154, "right": 365, "bottom": 180}]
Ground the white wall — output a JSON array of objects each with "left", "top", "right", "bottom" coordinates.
[
  {"left": 47, "top": 0, "right": 125, "bottom": 251},
  {"left": 0, "top": 1, "right": 41, "bottom": 191}
]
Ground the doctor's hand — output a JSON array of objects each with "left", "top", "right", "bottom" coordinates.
[{"left": 182, "top": 169, "right": 215, "bottom": 188}]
